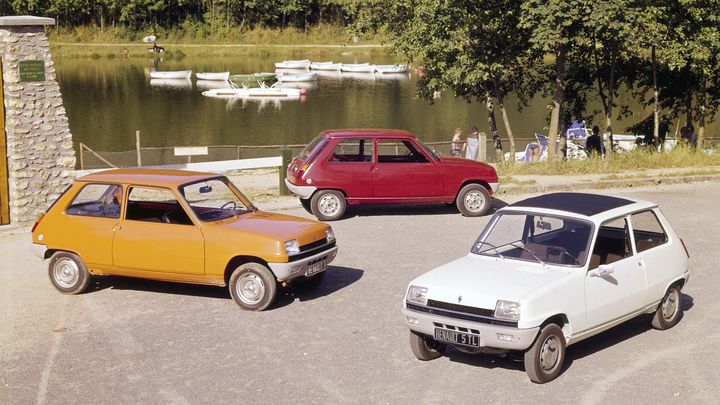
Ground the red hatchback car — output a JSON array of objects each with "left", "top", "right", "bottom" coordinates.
[{"left": 285, "top": 129, "right": 500, "bottom": 220}]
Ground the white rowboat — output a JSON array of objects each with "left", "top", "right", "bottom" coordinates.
[
  {"left": 374, "top": 64, "right": 409, "bottom": 74},
  {"left": 196, "top": 71, "right": 230, "bottom": 81},
  {"left": 340, "top": 63, "right": 375, "bottom": 73},
  {"left": 274, "top": 59, "right": 311, "bottom": 69},
  {"left": 202, "top": 87, "right": 307, "bottom": 99},
  {"left": 277, "top": 72, "right": 318, "bottom": 82},
  {"left": 149, "top": 70, "right": 192, "bottom": 79},
  {"left": 310, "top": 61, "right": 342, "bottom": 71}
]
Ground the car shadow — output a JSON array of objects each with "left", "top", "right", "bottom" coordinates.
[
  {"left": 85, "top": 265, "right": 364, "bottom": 309},
  {"left": 445, "top": 292, "right": 694, "bottom": 378},
  {"left": 345, "top": 197, "right": 509, "bottom": 219}
]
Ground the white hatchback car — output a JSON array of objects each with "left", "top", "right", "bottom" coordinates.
[{"left": 402, "top": 192, "right": 690, "bottom": 383}]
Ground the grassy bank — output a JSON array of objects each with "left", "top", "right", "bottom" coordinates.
[
  {"left": 496, "top": 146, "right": 720, "bottom": 177},
  {"left": 48, "top": 24, "right": 389, "bottom": 58}
]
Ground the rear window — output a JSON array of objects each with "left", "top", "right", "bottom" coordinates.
[{"left": 297, "top": 135, "right": 327, "bottom": 161}]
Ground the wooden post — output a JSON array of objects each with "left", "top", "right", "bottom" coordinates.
[
  {"left": 279, "top": 147, "right": 292, "bottom": 196},
  {"left": 0, "top": 58, "right": 9, "bottom": 225},
  {"left": 477, "top": 132, "right": 487, "bottom": 162},
  {"left": 135, "top": 130, "right": 142, "bottom": 167},
  {"left": 79, "top": 142, "right": 85, "bottom": 170}
]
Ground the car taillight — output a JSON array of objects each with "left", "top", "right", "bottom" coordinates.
[
  {"left": 680, "top": 238, "right": 689, "bottom": 258},
  {"left": 296, "top": 162, "right": 310, "bottom": 178},
  {"left": 31, "top": 212, "right": 45, "bottom": 233}
]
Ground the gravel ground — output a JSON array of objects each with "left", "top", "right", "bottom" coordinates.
[{"left": 1, "top": 182, "right": 718, "bottom": 404}]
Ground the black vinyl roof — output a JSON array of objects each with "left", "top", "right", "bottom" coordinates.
[{"left": 510, "top": 193, "right": 634, "bottom": 216}]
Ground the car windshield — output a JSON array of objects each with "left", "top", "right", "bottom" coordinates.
[
  {"left": 180, "top": 177, "right": 254, "bottom": 222},
  {"left": 471, "top": 212, "right": 593, "bottom": 267},
  {"left": 415, "top": 138, "right": 439, "bottom": 160},
  {"left": 297, "top": 134, "right": 326, "bottom": 161}
]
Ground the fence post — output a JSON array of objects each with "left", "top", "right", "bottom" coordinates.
[
  {"left": 79, "top": 142, "right": 85, "bottom": 170},
  {"left": 279, "top": 146, "right": 292, "bottom": 196},
  {"left": 135, "top": 130, "right": 142, "bottom": 167},
  {"left": 477, "top": 132, "right": 487, "bottom": 162}
]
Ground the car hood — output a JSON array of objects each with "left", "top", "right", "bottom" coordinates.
[
  {"left": 437, "top": 156, "right": 497, "bottom": 177},
  {"left": 409, "top": 254, "right": 571, "bottom": 309},
  {"left": 211, "top": 210, "right": 327, "bottom": 242}
]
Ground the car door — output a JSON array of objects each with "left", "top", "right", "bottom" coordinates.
[
  {"left": 323, "top": 137, "right": 374, "bottom": 199},
  {"left": 584, "top": 216, "right": 647, "bottom": 328},
  {"left": 372, "top": 138, "right": 443, "bottom": 199},
  {"left": 112, "top": 186, "right": 204, "bottom": 275}
]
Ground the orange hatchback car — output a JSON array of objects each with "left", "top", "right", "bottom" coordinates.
[{"left": 31, "top": 169, "right": 338, "bottom": 310}]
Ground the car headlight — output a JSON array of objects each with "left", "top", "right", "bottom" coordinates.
[
  {"left": 325, "top": 227, "right": 335, "bottom": 243},
  {"left": 494, "top": 300, "right": 520, "bottom": 321},
  {"left": 284, "top": 239, "right": 300, "bottom": 255},
  {"left": 406, "top": 285, "right": 428, "bottom": 306}
]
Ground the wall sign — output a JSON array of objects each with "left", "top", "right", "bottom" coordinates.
[{"left": 19, "top": 60, "right": 45, "bottom": 82}]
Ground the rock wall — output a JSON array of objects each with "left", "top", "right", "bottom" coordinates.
[{"left": 1, "top": 22, "right": 75, "bottom": 225}]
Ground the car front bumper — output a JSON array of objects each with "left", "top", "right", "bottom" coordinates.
[
  {"left": 31, "top": 243, "right": 47, "bottom": 259},
  {"left": 402, "top": 305, "right": 538, "bottom": 351},
  {"left": 284, "top": 179, "right": 317, "bottom": 200},
  {"left": 268, "top": 245, "right": 338, "bottom": 282}
]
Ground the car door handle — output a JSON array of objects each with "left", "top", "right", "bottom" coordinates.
[
  {"left": 113, "top": 225, "right": 122, "bottom": 231},
  {"left": 637, "top": 258, "right": 645, "bottom": 267}
]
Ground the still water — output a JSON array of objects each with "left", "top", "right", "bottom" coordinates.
[{"left": 55, "top": 54, "right": 717, "bottom": 167}]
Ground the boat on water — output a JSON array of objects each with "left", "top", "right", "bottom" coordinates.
[
  {"left": 229, "top": 72, "right": 277, "bottom": 87},
  {"left": 149, "top": 70, "right": 192, "bottom": 79},
  {"left": 274, "top": 59, "right": 311, "bottom": 69},
  {"left": 202, "top": 86, "right": 307, "bottom": 99},
  {"left": 340, "top": 63, "right": 375, "bottom": 73},
  {"left": 375, "top": 64, "right": 409, "bottom": 74},
  {"left": 196, "top": 71, "right": 230, "bottom": 81},
  {"left": 310, "top": 61, "right": 342, "bottom": 71},
  {"left": 276, "top": 72, "right": 318, "bottom": 82}
]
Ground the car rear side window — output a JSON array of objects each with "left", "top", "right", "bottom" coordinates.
[
  {"left": 66, "top": 184, "right": 122, "bottom": 219},
  {"left": 328, "top": 138, "right": 374, "bottom": 162},
  {"left": 631, "top": 210, "right": 668, "bottom": 252},
  {"left": 297, "top": 135, "right": 326, "bottom": 161},
  {"left": 377, "top": 139, "right": 429, "bottom": 163},
  {"left": 125, "top": 187, "right": 193, "bottom": 225}
]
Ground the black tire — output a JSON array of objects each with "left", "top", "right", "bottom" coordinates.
[
  {"left": 299, "top": 270, "right": 326, "bottom": 289},
  {"left": 310, "top": 190, "right": 346, "bottom": 221},
  {"left": 48, "top": 251, "right": 91, "bottom": 294},
  {"left": 651, "top": 285, "right": 682, "bottom": 330},
  {"left": 524, "top": 324, "right": 566, "bottom": 384},
  {"left": 455, "top": 183, "right": 491, "bottom": 217},
  {"left": 228, "top": 263, "right": 277, "bottom": 311},
  {"left": 300, "top": 198, "right": 312, "bottom": 213},
  {"left": 409, "top": 331, "right": 446, "bottom": 361}
]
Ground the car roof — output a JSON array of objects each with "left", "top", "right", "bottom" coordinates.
[
  {"left": 502, "top": 192, "right": 657, "bottom": 223},
  {"left": 320, "top": 129, "right": 416, "bottom": 139},
  {"left": 77, "top": 168, "right": 219, "bottom": 188}
]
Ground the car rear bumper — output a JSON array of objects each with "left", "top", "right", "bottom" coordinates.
[
  {"left": 402, "top": 305, "right": 538, "bottom": 351},
  {"left": 489, "top": 182, "right": 500, "bottom": 194},
  {"left": 269, "top": 245, "right": 338, "bottom": 282},
  {"left": 284, "top": 178, "right": 317, "bottom": 200},
  {"left": 31, "top": 243, "right": 47, "bottom": 259}
]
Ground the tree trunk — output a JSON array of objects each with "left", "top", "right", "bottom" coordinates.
[
  {"left": 485, "top": 91, "right": 502, "bottom": 159},
  {"left": 548, "top": 44, "right": 567, "bottom": 160},
  {"left": 698, "top": 72, "right": 706, "bottom": 148},
  {"left": 604, "top": 54, "right": 616, "bottom": 156},
  {"left": 685, "top": 65, "right": 693, "bottom": 127},
  {"left": 492, "top": 75, "right": 516, "bottom": 158},
  {"left": 652, "top": 45, "right": 660, "bottom": 149}
]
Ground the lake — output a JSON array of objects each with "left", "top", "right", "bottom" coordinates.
[{"left": 54, "top": 53, "right": 717, "bottom": 168}]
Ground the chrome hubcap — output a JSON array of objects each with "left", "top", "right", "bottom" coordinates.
[
  {"left": 53, "top": 258, "right": 79, "bottom": 288},
  {"left": 539, "top": 335, "right": 560, "bottom": 372},
  {"left": 236, "top": 273, "right": 265, "bottom": 305},
  {"left": 318, "top": 194, "right": 341, "bottom": 217},
  {"left": 464, "top": 191, "right": 485, "bottom": 212},
  {"left": 662, "top": 289, "right": 679, "bottom": 321}
]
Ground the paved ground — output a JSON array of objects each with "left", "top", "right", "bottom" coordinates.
[{"left": 2, "top": 182, "right": 719, "bottom": 404}]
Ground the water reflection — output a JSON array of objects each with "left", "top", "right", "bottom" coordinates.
[
  {"left": 196, "top": 80, "right": 232, "bottom": 90},
  {"left": 149, "top": 78, "right": 193, "bottom": 89}
]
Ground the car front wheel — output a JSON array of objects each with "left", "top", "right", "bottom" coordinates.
[
  {"left": 48, "top": 251, "right": 91, "bottom": 294},
  {"left": 456, "top": 183, "right": 491, "bottom": 217},
  {"left": 409, "top": 331, "right": 446, "bottom": 361},
  {"left": 229, "top": 263, "right": 277, "bottom": 311},
  {"left": 524, "top": 324, "right": 566, "bottom": 383},
  {"left": 651, "top": 285, "right": 682, "bottom": 330},
  {"left": 310, "top": 190, "right": 346, "bottom": 221}
]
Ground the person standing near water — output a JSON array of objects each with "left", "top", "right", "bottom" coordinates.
[
  {"left": 451, "top": 128, "right": 463, "bottom": 156},
  {"left": 462, "top": 127, "right": 480, "bottom": 160}
]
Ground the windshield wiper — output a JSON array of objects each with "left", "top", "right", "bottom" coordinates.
[
  {"left": 477, "top": 241, "right": 505, "bottom": 259},
  {"left": 509, "top": 242, "right": 547, "bottom": 267}
]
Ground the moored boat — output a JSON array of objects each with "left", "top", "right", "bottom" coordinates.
[
  {"left": 149, "top": 70, "right": 192, "bottom": 79},
  {"left": 276, "top": 72, "right": 318, "bottom": 82},
  {"left": 196, "top": 71, "right": 230, "bottom": 81},
  {"left": 310, "top": 61, "right": 342, "bottom": 71},
  {"left": 374, "top": 64, "right": 409, "bottom": 74},
  {"left": 229, "top": 72, "right": 277, "bottom": 87},
  {"left": 274, "top": 59, "right": 311, "bottom": 69},
  {"left": 340, "top": 63, "right": 375, "bottom": 73}
]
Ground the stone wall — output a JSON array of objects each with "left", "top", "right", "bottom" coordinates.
[{"left": 1, "top": 19, "right": 75, "bottom": 225}]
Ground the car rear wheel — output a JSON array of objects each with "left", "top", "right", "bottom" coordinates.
[
  {"left": 310, "top": 190, "right": 346, "bottom": 221},
  {"left": 456, "top": 184, "right": 491, "bottom": 217},
  {"left": 409, "top": 331, "right": 446, "bottom": 361},
  {"left": 524, "top": 324, "right": 566, "bottom": 384},
  {"left": 651, "top": 285, "right": 682, "bottom": 330},
  {"left": 229, "top": 263, "right": 277, "bottom": 311},
  {"left": 48, "top": 251, "right": 91, "bottom": 294}
]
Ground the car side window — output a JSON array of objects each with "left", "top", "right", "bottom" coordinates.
[
  {"left": 377, "top": 139, "right": 429, "bottom": 163},
  {"left": 66, "top": 184, "right": 122, "bottom": 219},
  {"left": 328, "top": 138, "right": 374, "bottom": 163},
  {"left": 631, "top": 210, "right": 668, "bottom": 253},
  {"left": 125, "top": 186, "right": 193, "bottom": 225},
  {"left": 590, "top": 217, "right": 632, "bottom": 269}
]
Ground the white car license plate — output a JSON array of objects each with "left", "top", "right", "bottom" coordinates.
[
  {"left": 306, "top": 260, "right": 327, "bottom": 276},
  {"left": 434, "top": 328, "right": 479, "bottom": 347}
]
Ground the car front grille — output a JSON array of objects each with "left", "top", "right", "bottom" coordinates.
[
  {"left": 406, "top": 301, "right": 518, "bottom": 328},
  {"left": 288, "top": 239, "right": 336, "bottom": 262}
]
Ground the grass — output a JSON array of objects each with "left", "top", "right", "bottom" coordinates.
[{"left": 496, "top": 146, "right": 720, "bottom": 177}]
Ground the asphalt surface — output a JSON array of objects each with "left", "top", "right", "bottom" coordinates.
[{"left": 2, "top": 182, "right": 719, "bottom": 404}]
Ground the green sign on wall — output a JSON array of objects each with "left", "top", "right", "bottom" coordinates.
[{"left": 19, "top": 60, "right": 45, "bottom": 82}]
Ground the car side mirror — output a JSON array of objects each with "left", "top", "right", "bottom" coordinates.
[{"left": 590, "top": 264, "right": 615, "bottom": 277}]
